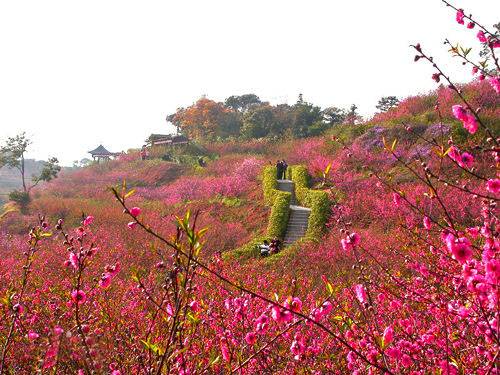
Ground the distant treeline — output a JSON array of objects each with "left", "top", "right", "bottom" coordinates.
[{"left": 166, "top": 94, "right": 382, "bottom": 141}]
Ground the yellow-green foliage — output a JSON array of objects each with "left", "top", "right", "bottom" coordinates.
[
  {"left": 262, "top": 165, "right": 279, "bottom": 205},
  {"left": 289, "top": 165, "right": 309, "bottom": 204},
  {"left": 224, "top": 235, "right": 267, "bottom": 261},
  {"left": 304, "top": 190, "right": 330, "bottom": 239},
  {"left": 266, "top": 191, "right": 291, "bottom": 239}
]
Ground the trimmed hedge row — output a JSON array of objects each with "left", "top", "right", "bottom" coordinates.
[
  {"left": 262, "top": 165, "right": 279, "bottom": 205},
  {"left": 266, "top": 191, "right": 291, "bottom": 239},
  {"left": 289, "top": 165, "right": 330, "bottom": 240}
]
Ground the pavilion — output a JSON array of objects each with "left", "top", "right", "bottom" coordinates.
[{"left": 88, "top": 145, "right": 120, "bottom": 163}]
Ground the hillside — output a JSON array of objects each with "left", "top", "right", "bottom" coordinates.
[{"left": 0, "top": 80, "right": 498, "bottom": 373}]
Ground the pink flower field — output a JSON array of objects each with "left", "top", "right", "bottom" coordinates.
[{"left": 0, "top": 2, "right": 498, "bottom": 374}]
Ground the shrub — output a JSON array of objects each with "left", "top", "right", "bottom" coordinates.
[
  {"left": 289, "top": 165, "right": 309, "bottom": 204},
  {"left": 266, "top": 191, "right": 291, "bottom": 239},
  {"left": 8, "top": 190, "right": 30, "bottom": 211},
  {"left": 262, "top": 165, "right": 278, "bottom": 205},
  {"left": 304, "top": 190, "right": 330, "bottom": 239}
]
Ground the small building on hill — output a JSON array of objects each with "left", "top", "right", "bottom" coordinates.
[
  {"left": 146, "top": 134, "right": 189, "bottom": 147},
  {"left": 88, "top": 145, "right": 121, "bottom": 163}
]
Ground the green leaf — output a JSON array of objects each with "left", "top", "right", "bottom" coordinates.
[{"left": 124, "top": 189, "right": 136, "bottom": 199}]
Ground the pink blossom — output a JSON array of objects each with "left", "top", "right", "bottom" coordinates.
[
  {"left": 455, "top": 9, "right": 465, "bottom": 25},
  {"left": 189, "top": 300, "right": 200, "bottom": 312},
  {"left": 284, "top": 297, "right": 303, "bottom": 313},
  {"left": 448, "top": 237, "right": 473, "bottom": 263},
  {"left": 463, "top": 114, "right": 478, "bottom": 134},
  {"left": 467, "top": 22, "right": 475, "bottom": 29},
  {"left": 393, "top": 192, "right": 402, "bottom": 207},
  {"left": 423, "top": 216, "right": 432, "bottom": 230},
  {"left": 13, "top": 303, "right": 24, "bottom": 314},
  {"left": 472, "top": 66, "right": 478, "bottom": 75},
  {"left": 99, "top": 274, "right": 112, "bottom": 288},
  {"left": 83, "top": 215, "right": 94, "bottom": 226},
  {"left": 127, "top": 221, "right": 137, "bottom": 229},
  {"left": 383, "top": 326, "right": 394, "bottom": 346},
  {"left": 71, "top": 290, "right": 87, "bottom": 304},
  {"left": 129, "top": 207, "right": 141, "bottom": 217},
  {"left": 69, "top": 252, "right": 79, "bottom": 269},
  {"left": 245, "top": 332, "right": 257, "bottom": 345},
  {"left": 486, "top": 179, "right": 500, "bottom": 194},
  {"left": 460, "top": 152, "right": 474, "bottom": 168},
  {"left": 354, "top": 284, "right": 368, "bottom": 305},
  {"left": 477, "top": 30, "right": 487, "bottom": 43},
  {"left": 451, "top": 105, "right": 467, "bottom": 122},
  {"left": 27, "top": 331, "right": 39, "bottom": 341},
  {"left": 488, "top": 76, "right": 500, "bottom": 94},
  {"left": 271, "top": 305, "right": 293, "bottom": 324}
]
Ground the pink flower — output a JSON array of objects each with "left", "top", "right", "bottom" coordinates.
[
  {"left": 477, "top": 30, "right": 487, "bottom": 43},
  {"left": 451, "top": 105, "right": 467, "bottom": 122},
  {"left": 71, "top": 290, "right": 87, "bottom": 304},
  {"left": 27, "top": 331, "right": 39, "bottom": 341},
  {"left": 127, "top": 222, "right": 137, "bottom": 230},
  {"left": 448, "top": 237, "right": 473, "bottom": 263},
  {"left": 383, "top": 326, "right": 394, "bottom": 346},
  {"left": 460, "top": 152, "right": 474, "bottom": 168},
  {"left": 284, "top": 297, "right": 303, "bottom": 313},
  {"left": 393, "top": 192, "right": 402, "bottom": 207},
  {"left": 13, "top": 303, "right": 24, "bottom": 314},
  {"left": 452, "top": 105, "right": 478, "bottom": 134},
  {"left": 54, "top": 326, "right": 64, "bottom": 335},
  {"left": 354, "top": 284, "right": 368, "bottom": 305},
  {"left": 489, "top": 76, "right": 500, "bottom": 94},
  {"left": 271, "top": 305, "right": 293, "bottom": 324},
  {"left": 99, "top": 274, "right": 112, "bottom": 288},
  {"left": 189, "top": 300, "right": 201, "bottom": 312},
  {"left": 349, "top": 232, "right": 361, "bottom": 246},
  {"left": 245, "top": 332, "right": 257, "bottom": 345},
  {"left": 467, "top": 22, "right": 475, "bottom": 29},
  {"left": 455, "top": 9, "right": 465, "bottom": 25},
  {"left": 129, "top": 207, "right": 141, "bottom": 217},
  {"left": 423, "top": 216, "right": 432, "bottom": 230},
  {"left": 69, "top": 252, "right": 79, "bottom": 269},
  {"left": 83, "top": 215, "right": 94, "bottom": 226},
  {"left": 472, "top": 66, "right": 478, "bottom": 75},
  {"left": 486, "top": 179, "right": 500, "bottom": 194}
]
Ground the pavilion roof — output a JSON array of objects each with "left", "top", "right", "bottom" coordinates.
[{"left": 88, "top": 145, "right": 114, "bottom": 155}]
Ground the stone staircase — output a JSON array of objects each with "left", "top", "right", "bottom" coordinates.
[
  {"left": 277, "top": 179, "right": 310, "bottom": 246},
  {"left": 277, "top": 179, "right": 296, "bottom": 205},
  {"left": 283, "top": 205, "right": 311, "bottom": 246}
]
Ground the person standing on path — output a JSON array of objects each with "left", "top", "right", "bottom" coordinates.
[
  {"left": 281, "top": 160, "right": 288, "bottom": 180},
  {"left": 276, "top": 160, "right": 283, "bottom": 180}
]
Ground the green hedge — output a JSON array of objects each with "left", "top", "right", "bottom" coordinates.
[
  {"left": 266, "top": 191, "right": 291, "bottom": 239},
  {"left": 263, "top": 165, "right": 279, "bottom": 205},
  {"left": 289, "top": 165, "right": 309, "bottom": 204},
  {"left": 304, "top": 189, "right": 330, "bottom": 239}
]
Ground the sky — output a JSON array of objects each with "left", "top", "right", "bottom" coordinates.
[{"left": 0, "top": 0, "right": 498, "bottom": 166}]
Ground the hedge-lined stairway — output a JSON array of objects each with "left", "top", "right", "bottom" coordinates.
[{"left": 264, "top": 165, "right": 330, "bottom": 246}]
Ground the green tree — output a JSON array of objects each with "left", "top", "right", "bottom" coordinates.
[
  {"left": 241, "top": 105, "right": 275, "bottom": 139},
  {"left": 344, "top": 104, "right": 362, "bottom": 124},
  {"left": 224, "top": 94, "right": 261, "bottom": 112},
  {"left": 376, "top": 96, "right": 400, "bottom": 112},
  {"left": 0, "top": 132, "right": 61, "bottom": 199},
  {"left": 290, "top": 97, "right": 323, "bottom": 138},
  {"left": 322, "top": 106, "right": 347, "bottom": 125}
]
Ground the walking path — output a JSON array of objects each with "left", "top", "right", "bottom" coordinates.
[{"left": 277, "top": 179, "right": 311, "bottom": 246}]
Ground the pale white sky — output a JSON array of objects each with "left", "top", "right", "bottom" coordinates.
[{"left": 0, "top": 0, "right": 498, "bottom": 165}]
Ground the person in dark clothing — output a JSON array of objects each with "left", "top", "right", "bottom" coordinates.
[
  {"left": 269, "top": 237, "right": 281, "bottom": 254},
  {"left": 259, "top": 240, "right": 270, "bottom": 256},
  {"left": 276, "top": 160, "right": 283, "bottom": 180},
  {"left": 281, "top": 160, "right": 288, "bottom": 180}
]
